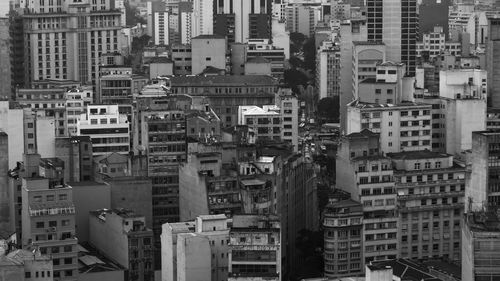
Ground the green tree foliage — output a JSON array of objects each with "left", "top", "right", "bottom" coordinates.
[
  {"left": 317, "top": 97, "right": 340, "bottom": 123},
  {"left": 290, "top": 32, "right": 306, "bottom": 54},
  {"left": 303, "top": 37, "right": 316, "bottom": 72},
  {"left": 131, "top": 34, "right": 151, "bottom": 54},
  {"left": 284, "top": 69, "right": 309, "bottom": 94},
  {"left": 125, "top": 0, "right": 146, "bottom": 26},
  {"left": 294, "top": 229, "right": 324, "bottom": 279}
]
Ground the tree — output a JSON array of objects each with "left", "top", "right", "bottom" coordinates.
[
  {"left": 284, "top": 69, "right": 309, "bottom": 94},
  {"left": 290, "top": 32, "right": 306, "bottom": 54},
  {"left": 289, "top": 56, "right": 304, "bottom": 69},
  {"left": 303, "top": 37, "right": 316, "bottom": 72},
  {"left": 317, "top": 96, "right": 340, "bottom": 123},
  {"left": 294, "top": 229, "right": 324, "bottom": 279},
  {"left": 131, "top": 34, "right": 151, "bottom": 54},
  {"left": 125, "top": 0, "right": 146, "bottom": 26}
]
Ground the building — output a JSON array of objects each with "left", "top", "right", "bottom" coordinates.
[
  {"left": 170, "top": 43, "right": 192, "bottom": 75},
  {"left": 191, "top": 35, "right": 227, "bottom": 75},
  {"left": 389, "top": 151, "right": 465, "bottom": 262},
  {"left": 467, "top": 131, "right": 500, "bottom": 212},
  {"left": 148, "top": 57, "right": 174, "bottom": 79},
  {"left": 419, "top": 0, "right": 450, "bottom": 40},
  {"left": 228, "top": 215, "right": 281, "bottom": 281},
  {"left": 169, "top": 75, "right": 277, "bottom": 127},
  {"left": 346, "top": 101, "right": 433, "bottom": 154},
  {"left": 357, "top": 62, "right": 415, "bottom": 105},
  {"left": 89, "top": 209, "right": 154, "bottom": 281},
  {"left": 20, "top": 156, "right": 78, "bottom": 281},
  {"left": 161, "top": 214, "right": 230, "bottom": 281},
  {"left": 77, "top": 105, "right": 130, "bottom": 157},
  {"left": 316, "top": 40, "right": 341, "bottom": 99},
  {"left": 246, "top": 39, "right": 286, "bottom": 79},
  {"left": 238, "top": 105, "right": 282, "bottom": 143},
  {"left": 323, "top": 199, "right": 364, "bottom": 278},
  {"left": 366, "top": 0, "right": 417, "bottom": 76},
  {"left": 416, "top": 26, "right": 461, "bottom": 60},
  {"left": 0, "top": 132, "right": 8, "bottom": 233},
  {"left": 191, "top": 0, "right": 213, "bottom": 38},
  {"left": 276, "top": 90, "right": 299, "bottom": 151},
  {"left": 285, "top": 3, "right": 321, "bottom": 38},
  {"left": 439, "top": 69, "right": 487, "bottom": 100},
  {"left": 97, "top": 66, "right": 148, "bottom": 105},
  {"left": 0, "top": 18, "right": 11, "bottom": 99},
  {"left": 54, "top": 136, "right": 93, "bottom": 182},
  {"left": 9, "top": 8, "right": 25, "bottom": 92},
  {"left": 336, "top": 131, "right": 399, "bottom": 263},
  {"left": 213, "top": 0, "right": 273, "bottom": 44},
  {"left": 22, "top": 0, "right": 122, "bottom": 85},
  {"left": 65, "top": 88, "right": 93, "bottom": 136},
  {"left": 487, "top": 17, "right": 500, "bottom": 108},
  {"left": 6, "top": 249, "right": 53, "bottom": 281},
  {"left": 154, "top": 11, "right": 169, "bottom": 45},
  {"left": 462, "top": 211, "right": 500, "bottom": 281},
  {"left": 351, "top": 42, "right": 386, "bottom": 102}
]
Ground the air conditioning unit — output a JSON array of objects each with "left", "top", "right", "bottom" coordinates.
[{"left": 46, "top": 227, "right": 57, "bottom": 232}]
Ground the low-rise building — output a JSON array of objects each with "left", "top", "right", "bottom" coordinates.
[{"left": 89, "top": 209, "right": 154, "bottom": 281}]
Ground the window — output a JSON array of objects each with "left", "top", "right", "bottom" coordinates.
[
  {"left": 59, "top": 194, "right": 68, "bottom": 200},
  {"left": 36, "top": 222, "right": 45, "bottom": 228},
  {"left": 414, "top": 163, "right": 421, "bottom": 170}
]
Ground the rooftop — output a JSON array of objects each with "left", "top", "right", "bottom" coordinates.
[
  {"left": 198, "top": 214, "right": 227, "bottom": 221},
  {"left": 167, "top": 221, "right": 196, "bottom": 232},
  {"left": 169, "top": 75, "right": 277, "bottom": 87},
  {"left": 240, "top": 178, "right": 266, "bottom": 186},
  {"left": 78, "top": 242, "right": 124, "bottom": 275},
  {"left": 348, "top": 100, "right": 431, "bottom": 109},
  {"left": 148, "top": 56, "right": 173, "bottom": 64},
  {"left": 346, "top": 129, "right": 379, "bottom": 139},
  {"left": 387, "top": 150, "right": 451, "bottom": 160},
  {"left": 247, "top": 56, "right": 271, "bottom": 64},
  {"left": 466, "top": 211, "right": 500, "bottom": 232},
  {"left": 90, "top": 208, "right": 143, "bottom": 219},
  {"left": 369, "top": 259, "right": 442, "bottom": 281},
  {"left": 192, "top": 34, "right": 226, "bottom": 40}
]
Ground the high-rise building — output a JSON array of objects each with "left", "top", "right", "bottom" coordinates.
[
  {"left": 316, "top": 40, "right": 341, "bottom": 100},
  {"left": 228, "top": 215, "right": 281, "bottom": 281},
  {"left": 154, "top": 11, "right": 169, "bottom": 45},
  {"left": 467, "top": 131, "right": 500, "bottom": 212},
  {"left": 323, "top": 199, "right": 364, "bottom": 278},
  {"left": 192, "top": 0, "right": 213, "bottom": 38},
  {"left": 214, "top": 0, "right": 273, "bottom": 44},
  {"left": 336, "top": 131, "right": 399, "bottom": 263},
  {"left": 0, "top": 18, "right": 12, "bottom": 100},
  {"left": 9, "top": 7, "right": 25, "bottom": 92},
  {"left": 419, "top": 0, "right": 450, "bottom": 40},
  {"left": 22, "top": 0, "right": 122, "bottom": 85},
  {"left": 487, "top": 17, "right": 500, "bottom": 108},
  {"left": 389, "top": 151, "right": 465, "bottom": 262},
  {"left": 191, "top": 35, "right": 227, "bottom": 74},
  {"left": 366, "top": 0, "right": 417, "bottom": 76},
  {"left": 462, "top": 211, "right": 500, "bottom": 281},
  {"left": 351, "top": 42, "right": 386, "bottom": 102},
  {"left": 285, "top": 3, "right": 321, "bottom": 38}
]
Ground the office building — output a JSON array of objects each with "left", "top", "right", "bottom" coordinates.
[
  {"left": 389, "top": 151, "right": 465, "bottom": 262},
  {"left": 191, "top": 35, "right": 227, "bottom": 75},
  {"left": 228, "top": 215, "right": 281, "bottom": 281},
  {"left": 54, "top": 136, "right": 93, "bottom": 182},
  {"left": 192, "top": 0, "right": 213, "bottom": 38},
  {"left": 366, "top": 0, "right": 418, "bottom": 76},
  {"left": 246, "top": 39, "right": 286, "bottom": 79},
  {"left": 316, "top": 40, "right": 341, "bottom": 99},
  {"left": 9, "top": 8, "right": 25, "bottom": 92},
  {"left": 346, "top": 101, "right": 432, "bottom": 154},
  {"left": 89, "top": 209, "right": 154, "bottom": 281},
  {"left": 97, "top": 65, "right": 148, "bottom": 104},
  {"left": 20, "top": 157, "right": 78, "bottom": 281},
  {"left": 22, "top": 0, "right": 122, "bottom": 85},
  {"left": 214, "top": 0, "right": 273, "bottom": 44},
  {"left": 336, "top": 131, "right": 398, "bottom": 263},
  {"left": 65, "top": 87, "right": 93, "bottom": 136},
  {"left": 0, "top": 132, "right": 8, "bottom": 234},
  {"left": 154, "top": 11, "right": 169, "bottom": 45},
  {"left": 77, "top": 105, "right": 130, "bottom": 156},
  {"left": 416, "top": 27, "right": 461, "bottom": 60},
  {"left": 462, "top": 211, "right": 500, "bottom": 281},
  {"left": 323, "top": 199, "right": 364, "bottom": 278},
  {"left": 161, "top": 214, "right": 230, "bottom": 281},
  {"left": 171, "top": 43, "right": 192, "bottom": 75}
]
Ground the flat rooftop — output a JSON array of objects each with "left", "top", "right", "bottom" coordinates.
[
  {"left": 169, "top": 75, "right": 277, "bottom": 87},
  {"left": 387, "top": 150, "right": 451, "bottom": 160}
]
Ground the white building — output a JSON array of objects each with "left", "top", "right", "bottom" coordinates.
[
  {"left": 154, "top": 11, "right": 169, "bottom": 45},
  {"left": 65, "top": 87, "right": 93, "bottom": 136},
  {"left": 285, "top": 4, "right": 321, "bottom": 37},
  {"left": 352, "top": 42, "right": 386, "bottom": 100},
  {"left": 316, "top": 40, "right": 341, "bottom": 99},
  {"left": 439, "top": 69, "right": 487, "bottom": 100},
  {"left": 161, "top": 214, "right": 229, "bottom": 281},
  {"left": 77, "top": 105, "right": 130, "bottom": 156},
  {"left": 192, "top": 0, "right": 213, "bottom": 38},
  {"left": 346, "top": 100, "right": 433, "bottom": 154}
]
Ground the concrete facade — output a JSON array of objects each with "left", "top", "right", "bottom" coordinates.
[{"left": 191, "top": 35, "right": 227, "bottom": 75}]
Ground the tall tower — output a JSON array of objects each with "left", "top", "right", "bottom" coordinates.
[{"left": 366, "top": 0, "right": 417, "bottom": 76}]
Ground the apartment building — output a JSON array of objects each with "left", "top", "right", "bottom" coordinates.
[
  {"left": 389, "top": 151, "right": 465, "bottom": 262},
  {"left": 246, "top": 39, "right": 286, "bottom": 79},
  {"left": 346, "top": 101, "right": 433, "bottom": 154},
  {"left": 21, "top": 158, "right": 78, "bottom": 281},
  {"left": 170, "top": 43, "right": 192, "bottom": 75},
  {"left": 417, "top": 26, "right": 461, "bottom": 59},
  {"left": 336, "top": 131, "right": 398, "bottom": 264},
  {"left": 323, "top": 199, "right": 364, "bottom": 278},
  {"left": 316, "top": 40, "right": 341, "bottom": 99},
  {"left": 65, "top": 88, "right": 93, "bottom": 136},
  {"left": 89, "top": 209, "right": 154, "bottom": 281},
  {"left": 228, "top": 215, "right": 281, "bottom": 281},
  {"left": 352, "top": 42, "right": 386, "bottom": 101}
]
